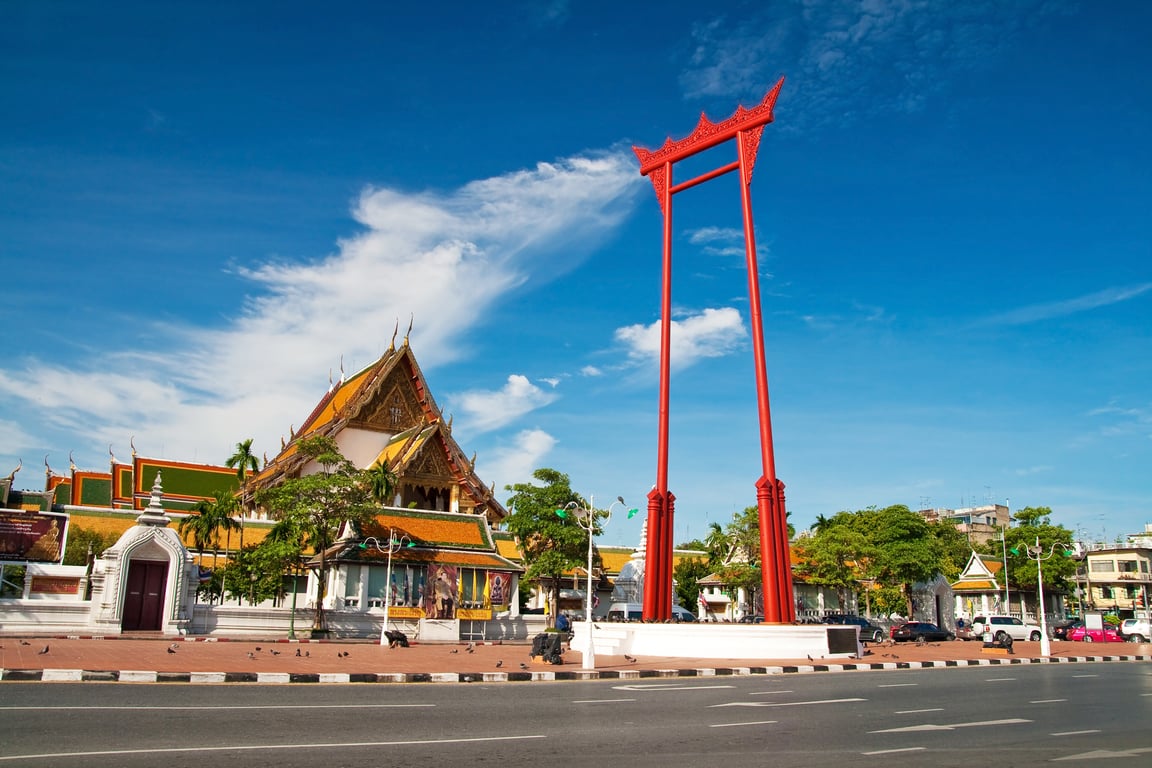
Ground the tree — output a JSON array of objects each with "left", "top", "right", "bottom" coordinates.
[
  {"left": 672, "top": 547, "right": 711, "bottom": 612},
  {"left": 178, "top": 493, "right": 241, "bottom": 602},
  {"left": 62, "top": 526, "right": 119, "bottom": 566},
  {"left": 503, "top": 468, "right": 590, "bottom": 628},
  {"left": 793, "top": 523, "right": 873, "bottom": 613},
  {"left": 993, "top": 506, "right": 1077, "bottom": 594},
  {"left": 365, "top": 462, "right": 398, "bottom": 506},
  {"left": 256, "top": 435, "right": 377, "bottom": 633},
  {"left": 850, "top": 505, "right": 943, "bottom": 617},
  {"left": 225, "top": 438, "right": 260, "bottom": 482},
  {"left": 225, "top": 438, "right": 259, "bottom": 554}
]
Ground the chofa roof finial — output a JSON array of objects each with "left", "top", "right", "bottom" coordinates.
[
  {"left": 403, "top": 314, "right": 413, "bottom": 347},
  {"left": 4, "top": 458, "right": 19, "bottom": 482},
  {"left": 389, "top": 319, "right": 398, "bottom": 352}
]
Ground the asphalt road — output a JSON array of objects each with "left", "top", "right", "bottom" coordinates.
[{"left": 1, "top": 664, "right": 1149, "bottom": 767}]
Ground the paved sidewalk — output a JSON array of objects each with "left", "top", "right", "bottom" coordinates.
[{"left": 1, "top": 634, "right": 1148, "bottom": 683}]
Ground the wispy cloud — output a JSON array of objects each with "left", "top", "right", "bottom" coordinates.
[
  {"left": 680, "top": 0, "right": 1071, "bottom": 129},
  {"left": 0, "top": 150, "right": 641, "bottom": 469},
  {"left": 614, "top": 307, "right": 747, "bottom": 369},
  {"left": 453, "top": 375, "right": 560, "bottom": 434},
  {"left": 980, "top": 283, "right": 1152, "bottom": 326}
]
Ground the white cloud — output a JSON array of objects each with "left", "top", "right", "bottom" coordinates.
[
  {"left": 614, "top": 307, "right": 747, "bottom": 369},
  {"left": 453, "top": 375, "right": 559, "bottom": 434},
  {"left": 980, "top": 283, "right": 1152, "bottom": 327},
  {"left": 0, "top": 150, "right": 640, "bottom": 472},
  {"left": 580, "top": 366, "right": 603, "bottom": 377},
  {"left": 485, "top": 429, "right": 558, "bottom": 494}
]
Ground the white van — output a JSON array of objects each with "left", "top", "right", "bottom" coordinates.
[{"left": 606, "top": 602, "right": 696, "bottom": 622}]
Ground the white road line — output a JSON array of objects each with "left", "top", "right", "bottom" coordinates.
[
  {"left": 871, "top": 718, "right": 1030, "bottom": 733},
  {"left": 612, "top": 683, "right": 735, "bottom": 691},
  {"left": 1053, "top": 747, "right": 1152, "bottom": 760},
  {"left": 572, "top": 699, "right": 636, "bottom": 704},
  {"left": 1051, "top": 730, "right": 1102, "bottom": 736},
  {"left": 1031, "top": 699, "right": 1067, "bottom": 704},
  {"left": 895, "top": 708, "right": 943, "bottom": 714},
  {"left": 878, "top": 683, "right": 917, "bottom": 688},
  {"left": 711, "top": 698, "right": 866, "bottom": 709},
  {"left": 0, "top": 704, "right": 435, "bottom": 711},
  {"left": 710, "top": 720, "right": 778, "bottom": 728},
  {"left": 863, "top": 747, "right": 926, "bottom": 755},
  {"left": 749, "top": 690, "right": 793, "bottom": 695},
  {"left": 985, "top": 677, "right": 1016, "bottom": 681},
  {"left": 0, "top": 735, "right": 547, "bottom": 763},
  {"left": 1072, "top": 674, "right": 1098, "bottom": 678}
]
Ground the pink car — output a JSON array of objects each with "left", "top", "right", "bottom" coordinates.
[{"left": 1066, "top": 625, "right": 1125, "bottom": 643}]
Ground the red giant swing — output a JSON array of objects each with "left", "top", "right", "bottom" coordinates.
[{"left": 633, "top": 79, "right": 795, "bottom": 624}]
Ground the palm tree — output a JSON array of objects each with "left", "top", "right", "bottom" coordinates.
[
  {"left": 179, "top": 494, "right": 241, "bottom": 603},
  {"left": 225, "top": 438, "right": 259, "bottom": 561},
  {"left": 366, "top": 462, "right": 398, "bottom": 506},
  {"left": 225, "top": 438, "right": 259, "bottom": 482}
]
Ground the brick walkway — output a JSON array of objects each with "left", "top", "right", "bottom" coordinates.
[{"left": 2, "top": 634, "right": 1148, "bottom": 682}]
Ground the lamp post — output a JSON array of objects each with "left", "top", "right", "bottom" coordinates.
[
  {"left": 359, "top": 530, "right": 414, "bottom": 647},
  {"left": 557, "top": 494, "right": 635, "bottom": 670},
  {"left": 288, "top": 557, "right": 303, "bottom": 640},
  {"left": 1016, "top": 536, "right": 1074, "bottom": 657}
]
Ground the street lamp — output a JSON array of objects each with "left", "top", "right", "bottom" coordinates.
[
  {"left": 359, "top": 530, "right": 415, "bottom": 647},
  {"left": 556, "top": 494, "right": 636, "bottom": 670},
  {"left": 1013, "top": 536, "right": 1074, "bottom": 657}
]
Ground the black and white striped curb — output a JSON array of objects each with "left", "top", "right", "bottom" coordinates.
[{"left": 3, "top": 654, "right": 1148, "bottom": 684}]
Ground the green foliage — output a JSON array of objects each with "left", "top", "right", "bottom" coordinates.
[
  {"left": 672, "top": 553, "right": 711, "bottom": 610},
  {"left": 366, "top": 462, "right": 398, "bottom": 505},
  {"left": 793, "top": 522, "right": 872, "bottom": 611},
  {"left": 256, "top": 435, "right": 377, "bottom": 630},
  {"left": 503, "top": 468, "right": 590, "bottom": 625},
  {"left": 225, "top": 438, "right": 260, "bottom": 482},
  {"left": 987, "top": 506, "right": 1077, "bottom": 592},
  {"left": 62, "top": 526, "right": 119, "bottom": 566}
]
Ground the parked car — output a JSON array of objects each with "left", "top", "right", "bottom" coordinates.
[
  {"left": 890, "top": 622, "right": 954, "bottom": 642},
  {"left": 1119, "top": 618, "right": 1151, "bottom": 643},
  {"left": 1066, "top": 625, "right": 1125, "bottom": 643},
  {"left": 970, "top": 615, "right": 1044, "bottom": 643},
  {"left": 823, "top": 614, "right": 886, "bottom": 644},
  {"left": 1052, "top": 619, "right": 1083, "bottom": 641}
]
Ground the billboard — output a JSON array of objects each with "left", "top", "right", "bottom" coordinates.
[{"left": 0, "top": 511, "right": 69, "bottom": 563}]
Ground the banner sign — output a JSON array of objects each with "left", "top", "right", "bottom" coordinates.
[{"left": 0, "top": 511, "right": 69, "bottom": 563}]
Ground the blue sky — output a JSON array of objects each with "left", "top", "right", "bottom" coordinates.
[{"left": 2, "top": 1, "right": 1149, "bottom": 548}]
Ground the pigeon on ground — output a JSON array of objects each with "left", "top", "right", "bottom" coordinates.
[
  {"left": 271, "top": 650, "right": 280, "bottom": 656},
  {"left": 167, "top": 646, "right": 177, "bottom": 654},
  {"left": 495, "top": 660, "right": 503, "bottom": 668},
  {"left": 38, "top": 645, "right": 49, "bottom": 655},
  {"left": 624, "top": 654, "right": 637, "bottom": 663},
  {"left": 450, "top": 649, "right": 459, "bottom": 654},
  {"left": 19, "top": 640, "right": 30, "bottom": 646},
  {"left": 254, "top": 647, "right": 261, "bottom": 652},
  {"left": 305, "top": 651, "right": 310, "bottom": 658},
  {"left": 295, "top": 648, "right": 302, "bottom": 657},
  {"left": 247, "top": 652, "right": 255, "bottom": 660},
  {"left": 519, "top": 662, "right": 529, "bottom": 670},
  {"left": 466, "top": 641, "right": 475, "bottom": 652}
]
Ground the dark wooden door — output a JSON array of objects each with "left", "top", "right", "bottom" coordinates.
[{"left": 122, "top": 561, "right": 167, "bottom": 631}]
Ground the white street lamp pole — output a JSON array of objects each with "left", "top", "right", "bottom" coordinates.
[
  {"left": 1024, "top": 536, "right": 1074, "bottom": 657},
  {"left": 360, "top": 530, "right": 412, "bottom": 647},
  {"left": 559, "top": 495, "right": 629, "bottom": 671}
]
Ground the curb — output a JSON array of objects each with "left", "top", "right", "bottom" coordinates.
[{"left": 3, "top": 654, "right": 1148, "bottom": 684}]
